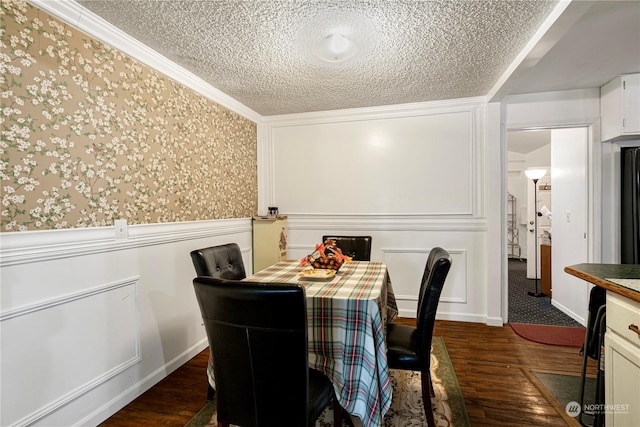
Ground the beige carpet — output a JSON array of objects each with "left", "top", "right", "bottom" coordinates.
[{"left": 186, "top": 337, "right": 469, "bottom": 427}]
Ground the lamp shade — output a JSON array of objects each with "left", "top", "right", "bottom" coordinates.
[{"left": 525, "top": 168, "right": 546, "bottom": 180}]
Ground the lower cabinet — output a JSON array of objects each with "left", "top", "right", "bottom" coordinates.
[{"left": 604, "top": 292, "right": 640, "bottom": 426}]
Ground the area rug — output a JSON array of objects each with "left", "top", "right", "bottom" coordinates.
[
  {"left": 509, "top": 323, "right": 586, "bottom": 347},
  {"left": 526, "top": 370, "right": 597, "bottom": 426},
  {"left": 185, "top": 336, "right": 469, "bottom": 427}
]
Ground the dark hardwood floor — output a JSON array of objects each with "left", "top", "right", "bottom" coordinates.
[{"left": 100, "top": 319, "right": 596, "bottom": 426}]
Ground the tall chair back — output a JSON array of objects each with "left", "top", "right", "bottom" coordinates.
[
  {"left": 415, "top": 247, "right": 452, "bottom": 368},
  {"left": 321, "top": 235, "right": 372, "bottom": 261},
  {"left": 385, "top": 247, "right": 451, "bottom": 427},
  {"left": 190, "top": 243, "right": 246, "bottom": 279},
  {"left": 192, "top": 277, "right": 337, "bottom": 427}
]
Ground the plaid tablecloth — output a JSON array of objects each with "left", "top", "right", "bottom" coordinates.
[{"left": 247, "top": 260, "right": 398, "bottom": 427}]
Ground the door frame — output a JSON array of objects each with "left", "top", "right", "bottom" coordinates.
[{"left": 502, "top": 123, "right": 600, "bottom": 325}]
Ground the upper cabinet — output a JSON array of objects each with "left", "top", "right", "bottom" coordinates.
[{"left": 601, "top": 73, "right": 640, "bottom": 141}]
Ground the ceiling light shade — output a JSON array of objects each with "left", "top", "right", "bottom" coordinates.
[
  {"left": 313, "top": 33, "right": 357, "bottom": 63},
  {"left": 524, "top": 168, "right": 546, "bottom": 180}
]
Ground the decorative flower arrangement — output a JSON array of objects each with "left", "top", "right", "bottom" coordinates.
[{"left": 300, "top": 239, "right": 352, "bottom": 271}]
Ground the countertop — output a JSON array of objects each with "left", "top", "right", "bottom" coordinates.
[{"left": 564, "top": 263, "right": 640, "bottom": 303}]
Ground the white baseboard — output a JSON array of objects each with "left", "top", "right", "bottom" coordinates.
[
  {"left": 551, "top": 299, "right": 586, "bottom": 326},
  {"left": 396, "top": 309, "right": 499, "bottom": 326},
  {"left": 79, "top": 338, "right": 209, "bottom": 426}
]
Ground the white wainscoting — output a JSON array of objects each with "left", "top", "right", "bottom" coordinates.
[
  {"left": 1, "top": 278, "right": 140, "bottom": 427},
  {"left": 286, "top": 214, "right": 488, "bottom": 323},
  {"left": 262, "top": 98, "right": 492, "bottom": 324},
  {"left": 382, "top": 248, "right": 467, "bottom": 305},
  {"left": 0, "top": 219, "right": 252, "bottom": 426}
]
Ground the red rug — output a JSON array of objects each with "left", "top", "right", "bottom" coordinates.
[{"left": 509, "top": 323, "right": 586, "bottom": 347}]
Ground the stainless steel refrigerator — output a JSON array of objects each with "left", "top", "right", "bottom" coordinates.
[{"left": 621, "top": 147, "right": 640, "bottom": 264}]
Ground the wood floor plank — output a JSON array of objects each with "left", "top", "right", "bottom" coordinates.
[{"left": 100, "top": 319, "right": 597, "bottom": 426}]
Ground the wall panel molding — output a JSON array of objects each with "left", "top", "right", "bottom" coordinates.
[
  {"left": 382, "top": 248, "right": 468, "bottom": 304},
  {"left": 1, "top": 278, "right": 140, "bottom": 427},
  {"left": 258, "top": 97, "right": 486, "bottom": 215},
  {"left": 13, "top": 348, "right": 141, "bottom": 427},
  {"left": 76, "top": 337, "right": 209, "bottom": 427},
  {"left": 270, "top": 111, "right": 478, "bottom": 216},
  {"left": 0, "top": 276, "right": 138, "bottom": 321},
  {"left": 0, "top": 219, "right": 251, "bottom": 267}
]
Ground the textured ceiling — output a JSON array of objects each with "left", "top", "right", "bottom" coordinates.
[{"left": 75, "top": 0, "right": 559, "bottom": 116}]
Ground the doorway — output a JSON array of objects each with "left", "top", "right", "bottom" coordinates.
[
  {"left": 507, "top": 129, "right": 550, "bottom": 277},
  {"left": 506, "top": 127, "right": 590, "bottom": 326}
]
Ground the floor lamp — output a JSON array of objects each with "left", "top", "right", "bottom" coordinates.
[{"left": 525, "top": 168, "right": 547, "bottom": 298}]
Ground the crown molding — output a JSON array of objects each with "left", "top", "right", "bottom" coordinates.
[
  {"left": 262, "top": 96, "right": 487, "bottom": 126},
  {"left": 27, "top": 0, "right": 263, "bottom": 123}
]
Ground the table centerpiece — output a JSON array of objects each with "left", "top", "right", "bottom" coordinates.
[{"left": 300, "top": 239, "right": 352, "bottom": 271}]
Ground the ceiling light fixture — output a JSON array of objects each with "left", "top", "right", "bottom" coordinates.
[{"left": 313, "top": 33, "right": 357, "bottom": 63}]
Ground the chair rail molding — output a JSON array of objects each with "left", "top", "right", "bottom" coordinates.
[
  {"left": 286, "top": 214, "right": 488, "bottom": 232},
  {"left": 0, "top": 218, "right": 252, "bottom": 267}
]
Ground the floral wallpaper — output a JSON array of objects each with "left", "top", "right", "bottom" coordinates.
[{"left": 0, "top": 0, "right": 257, "bottom": 232}]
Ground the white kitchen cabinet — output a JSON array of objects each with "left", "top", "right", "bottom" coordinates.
[
  {"left": 601, "top": 73, "right": 640, "bottom": 141},
  {"left": 252, "top": 216, "right": 287, "bottom": 273},
  {"left": 604, "top": 292, "right": 640, "bottom": 426}
]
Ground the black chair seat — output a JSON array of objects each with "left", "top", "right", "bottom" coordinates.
[
  {"left": 308, "top": 368, "right": 336, "bottom": 423},
  {"left": 386, "top": 323, "right": 422, "bottom": 371}
]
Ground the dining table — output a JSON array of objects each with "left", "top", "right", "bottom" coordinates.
[{"left": 207, "top": 259, "right": 398, "bottom": 427}]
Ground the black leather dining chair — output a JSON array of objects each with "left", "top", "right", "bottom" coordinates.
[
  {"left": 385, "top": 247, "right": 452, "bottom": 427},
  {"left": 192, "top": 276, "right": 342, "bottom": 427},
  {"left": 190, "top": 243, "right": 246, "bottom": 280},
  {"left": 190, "top": 243, "right": 247, "bottom": 400},
  {"left": 322, "top": 235, "right": 372, "bottom": 261}
]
